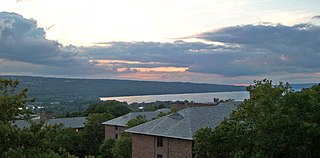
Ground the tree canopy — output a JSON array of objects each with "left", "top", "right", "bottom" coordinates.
[
  {"left": 0, "top": 78, "right": 121, "bottom": 157},
  {"left": 112, "top": 133, "right": 132, "bottom": 158},
  {"left": 0, "top": 79, "right": 30, "bottom": 122},
  {"left": 0, "top": 78, "right": 77, "bottom": 157},
  {"left": 85, "top": 100, "right": 131, "bottom": 117},
  {"left": 193, "top": 79, "right": 320, "bottom": 158},
  {"left": 126, "top": 115, "right": 148, "bottom": 128}
]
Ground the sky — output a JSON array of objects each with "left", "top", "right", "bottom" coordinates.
[{"left": 0, "top": 0, "right": 320, "bottom": 84}]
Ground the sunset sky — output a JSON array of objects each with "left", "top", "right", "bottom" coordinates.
[{"left": 0, "top": 0, "right": 320, "bottom": 84}]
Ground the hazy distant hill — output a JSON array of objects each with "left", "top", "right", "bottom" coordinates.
[
  {"left": 1, "top": 76, "right": 247, "bottom": 101},
  {"left": 2, "top": 76, "right": 315, "bottom": 102},
  {"left": 291, "top": 83, "right": 318, "bottom": 91}
]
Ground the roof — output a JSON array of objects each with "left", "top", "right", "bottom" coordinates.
[
  {"left": 102, "top": 108, "right": 171, "bottom": 127},
  {"left": 12, "top": 117, "right": 86, "bottom": 129},
  {"left": 125, "top": 101, "right": 240, "bottom": 140}
]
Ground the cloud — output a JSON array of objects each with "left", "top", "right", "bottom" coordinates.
[
  {"left": 81, "top": 40, "right": 231, "bottom": 73},
  {"left": 311, "top": 15, "right": 320, "bottom": 19},
  {"left": 1, "top": 11, "right": 319, "bottom": 83},
  {"left": 192, "top": 23, "right": 320, "bottom": 76},
  {"left": 82, "top": 23, "right": 320, "bottom": 78},
  {"left": 0, "top": 12, "right": 100, "bottom": 76}
]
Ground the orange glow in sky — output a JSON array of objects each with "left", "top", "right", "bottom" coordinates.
[{"left": 117, "top": 67, "right": 188, "bottom": 73}]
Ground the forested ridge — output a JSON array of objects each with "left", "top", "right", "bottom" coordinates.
[{"left": 1, "top": 75, "right": 247, "bottom": 101}]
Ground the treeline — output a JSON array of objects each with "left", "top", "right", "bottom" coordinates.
[
  {"left": 1, "top": 75, "right": 246, "bottom": 101},
  {"left": 2, "top": 77, "right": 319, "bottom": 158},
  {"left": 193, "top": 80, "right": 320, "bottom": 158},
  {"left": 0, "top": 78, "right": 132, "bottom": 157}
]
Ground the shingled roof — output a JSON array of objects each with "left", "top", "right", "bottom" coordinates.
[
  {"left": 13, "top": 117, "right": 86, "bottom": 129},
  {"left": 125, "top": 101, "right": 240, "bottom": 140},
  {"left": 102, "top": 108, "right": 171, "bottom": 127}
]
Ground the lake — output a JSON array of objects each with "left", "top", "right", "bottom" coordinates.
[{"left": 100, "top": 91, "right": 249, "bottom": 104}]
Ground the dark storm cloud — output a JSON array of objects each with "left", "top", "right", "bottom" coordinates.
[
  {"left": 194, "top": 23, "right": 320, "bottom": 75},
  {"left": 84, "top": 40, "right": 271, "bottom": 76},
  {"left": 83, "top": 23, "right": 320, "bottom": 77},
  {"left": 81, "top": 40, "right": 235, "bottom": 73},
  {"left": 2, "top": 11, "right": 320, "bottom": 78},
  {"left": 0, "top": 12, "right": 100, "bottom": 76},
  {"left": 311, "top": 15, "right": 320, "bottom": 19}
]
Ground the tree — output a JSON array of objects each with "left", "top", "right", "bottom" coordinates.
[
  {"left": 4, "top": 147, "right": 77, "bottom": 158},
  {"left": 97, "top": 139, "right": 115, "bottom": 158},
  {"left": 112, "top": 133, "right": 132, "bottom": 158},
  {"left": 51, "top": 127, "right": 86, "bottom": 157},
  {"left": 83, "top": 113, "right": 114, "bottom": 156},
  {"left": 85, "top": 100, "right": 130, "bottom": 117},
  {"left": 0, "top": 78, "right": 76, "bottom": 158},
  {"left": 126, "top": 115, "right": 147, "bottom": 128},
  {"left": 193, "top": 128, "right": 215, "bottom": 158},
  {"left": 0, "top": 79, "right": 30, "bottom": 122},
  {"left": 193, "top": 79, "right": 320, "bottom": 158}
]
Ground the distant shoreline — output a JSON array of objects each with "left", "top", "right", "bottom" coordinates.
[{"left": 100, "top": 91, "right": 250, "bottom": 104}]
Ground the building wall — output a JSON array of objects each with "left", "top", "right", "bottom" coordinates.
[
  {"left": 168, "top": 138, "right": 192, "bottom": 158},
  {"left": 132, "top": 134, "right": 193, "bottom": 158},
  {"left": 132, "top": 134, "right": 155, "bottom": 158},
  {"left": 105, "top": 125, "right": 126, "bottom": 140}
]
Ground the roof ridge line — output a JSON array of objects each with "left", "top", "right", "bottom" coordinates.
[
  {"left": 148, "top": 116, "right": 168, "bottom": 132},
  {"left": 186, "top": 109, "right": 193, "bottom": 138}
]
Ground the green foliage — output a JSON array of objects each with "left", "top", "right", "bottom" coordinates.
[
  {"left": 43, "top": 98, "right": 100, "bottom": 117},
  {"left": 85, "top": 100, "right": 130, "bottom": 117},
  {"left": 143, "top": 103, "right": 166, "bottom": 111},
  {"left": 0, "top": 78, "right": 78, "bottom": 157},
  {"left": 5, "top": 147, "right": 77, "bottom": 158},
  {"left": 0, "top": 121, "right": 17, "bottom": 155},
  {"left": 112, "top": 133, "right": 132, "bottom": 158},
  {"left": 126, "top": 115, "right": 148, "bottom": 128},
  {"left": 51, "top": 128, "right": 86, "bottom": 157},
  {"left": 157, "top": 111, "right": 169, "bottom": 117},
  {"left": 83, "top": 113, "right": 114, "bottom": 156},
  {"left": 98, "top": 139, "right": 115, "bottom": 158},
  {"left": 0, "top": 120, "right": 77, "bottom": 158},
  {"left": 194, "top": 79, "right": 320, "bottom": 158},
  {"left": 193, "top": 128, "right": 215, "bottom": 158},
  {"left": 128, "top": 101, "right": 171, "bottom": 111},
  {"left": 0, "top": 79, "right": 31, "bottom": 122}
]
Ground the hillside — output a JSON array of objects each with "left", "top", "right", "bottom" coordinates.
[{"left": 1, "top": 76, "right": 247, "bottom": 101}]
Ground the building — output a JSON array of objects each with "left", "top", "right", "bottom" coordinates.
[
  {"left": 12, "top": 117, "right": 86, "bottom": 131},
  {"left": 125, "top": 101, "right": 241, "bottom": 158},
  {"left": 102, "top": 108, "right": 171, "bottom": 140},
  {"left": 170, "top": 102, "right": 218, "bottom": 111}
]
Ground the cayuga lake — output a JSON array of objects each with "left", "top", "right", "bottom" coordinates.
[{"left": 100, "top": 91, "right": 249, "bottom": 104}]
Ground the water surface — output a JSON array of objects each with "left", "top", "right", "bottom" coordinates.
[{"left": 100, "top": 91, "right": 249, "bottom": 104}]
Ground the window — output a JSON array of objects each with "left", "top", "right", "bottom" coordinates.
[
  {"left": 115, "top": 126, "right": 118, "bottom": 130},
  {"left": 157, "top": 136, "right": 163, "bottom": 147},
  {"left": 115, "top": 134, "right": 118, "bottom": 139},
  {"left": 157, "top": 155, "right": 163, "bottom": 158}
]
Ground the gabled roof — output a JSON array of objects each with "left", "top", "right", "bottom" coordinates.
[
  {"left": 102, "top": 108, "right": 171, "bottom": 127},
  {"left": 12, "top": 117, "right": 86, "bottom": 129},
  {"left": 125, "top": 101, "right": 240, "bottom": 140}
]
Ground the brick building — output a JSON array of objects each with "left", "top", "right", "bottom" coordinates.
[
  {"left": 126, "top": 101, "right": 241, "bottom": 158},
  {"left": 170, "top": 102, "right": 218, "bottom": 111},
  {"left": 102, "top": 108, "right": 171, "bottom": 140}
]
